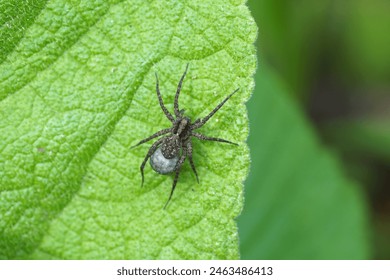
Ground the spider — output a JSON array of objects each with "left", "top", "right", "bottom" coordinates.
[{"left": 132, "top": 64, "right": 239, "bottom": 208}]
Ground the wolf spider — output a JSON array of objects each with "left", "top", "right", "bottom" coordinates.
[{"left": 132, "top": 64, "right": 239, "bottom": 208}]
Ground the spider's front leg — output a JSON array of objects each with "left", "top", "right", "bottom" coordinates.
[
  {"left": 173, "top": 63, "right": 189, "bottom": 117},
  {"left": 155, "top": 72, "right": 175, "bottom": 123},
  {"left": 191, "top": 88, "right": 239, "bottom": 130}
]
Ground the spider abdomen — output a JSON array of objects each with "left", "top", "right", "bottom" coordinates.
[
  {"left": 150, "top": 147, "right": 179, "bottom": 174},
  {"left": 161, "top": 135, "right": 180, "bottom": 159}
]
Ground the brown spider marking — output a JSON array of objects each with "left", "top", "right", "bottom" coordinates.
[{"left": 132, "top": 63, "right": 239, "bottom": 209}]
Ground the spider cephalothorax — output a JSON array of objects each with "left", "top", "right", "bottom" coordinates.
[{"left": 132, "top": 64, "right": 238, "bottom": 208}]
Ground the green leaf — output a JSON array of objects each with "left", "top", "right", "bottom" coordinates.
[
  {"left": 0, "top": 0, "right": 256, "bottom": 259},
  {"left": 238, "top": 67, "right": 371, "bottom": 259},
  {"left": 0, "top": 0, "right": 48, "bottom": 63}
]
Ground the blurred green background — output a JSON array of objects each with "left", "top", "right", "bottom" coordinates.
[{"left": 238, "top": 0, "right": 390, "bottom": 259}]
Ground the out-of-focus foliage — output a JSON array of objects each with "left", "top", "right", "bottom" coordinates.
[
  {"left": 238, "top": 68, "right": 370, "bottom": 259},
  {"left": 340, "top": 0, "right": 390, "bottom": 86},
  {"left": 242, "top": 0, "right": 390, "bottom": 259}
]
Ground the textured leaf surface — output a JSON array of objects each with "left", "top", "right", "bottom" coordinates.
[
  {"left": 0, "top": 0, "right": 256, "bottom": 259},
  {"left": 238, "top": 68, "right": 371, "bottom": 259}
]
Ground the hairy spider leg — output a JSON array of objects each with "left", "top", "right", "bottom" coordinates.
[
  {"left": 164, "top": 148, "right": 187, "bottom": 209},
  {"left": 155, "top": 72, "right": 175, "bottom": 123},
  {"left": 140, "top": 137, "right": 165, "bottom": 187},
  {"left": 185, "top": 140, "right": 199, "bottom": 183},
  {"left": 174, "top": 63, "right": 190, "bottom": 117},
  {"left": 191, "top": 132, "right": 238, "bottom": 146},
  {"left": 192, "top": 88, "right": 240, "bottom": 130},
  {"left": 131, "top": 128, "right": 171, "bottom": 148}
]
